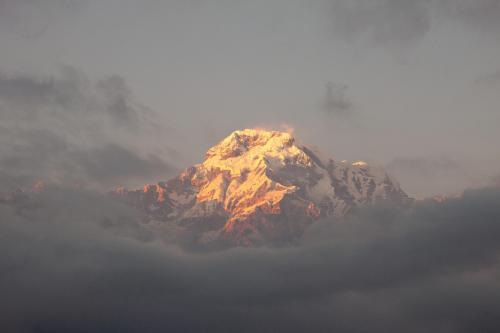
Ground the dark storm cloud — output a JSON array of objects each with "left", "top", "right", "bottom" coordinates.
[
  {"left": 1, "top": 186, "right": 500, "bottom": 332},
  {"left": 0, "top": 67, "right": 175, "bottom": 190},
  {"left": 330, "top": 0, "right": 500, "bottom": 46}
]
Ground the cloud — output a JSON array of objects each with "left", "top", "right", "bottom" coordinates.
[
  {"left": 329, "top": 0, "right": 500, "bottom": 47},
  {"left": 71, "top": 144, "right": 171, "bottom": 185},
  {"left": 322, "top": 81, "right": 353, "bottom": 116},
  {"left": 330, "top": 0, "right": 433, "bottom": 46},
  {"left": 0, "top": 66, "right": 150, "bottom": 129},
  {"left": 0, "top": 128, "right": 171, "bottom": 190},
  {"left": 0, "top": 67, "right": 176, "bottom": 190},
  {"left": 1, "top": 185, "right": 500, "bottom": 332}
]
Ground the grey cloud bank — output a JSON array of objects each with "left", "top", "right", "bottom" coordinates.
[{"left": 1, "top": 186, "right": 500, "bottom": 332}]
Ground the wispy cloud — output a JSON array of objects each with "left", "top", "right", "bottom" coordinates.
[
  {"left": 0, "top": 67, "right": 176, "bottom": 190},
  {"left": 329, "top": 0, "right": 500, "bottom": 48}
]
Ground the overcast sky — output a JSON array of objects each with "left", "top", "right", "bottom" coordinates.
[{"left": 1, "top": 0, "right": 500, "bottom": 196}]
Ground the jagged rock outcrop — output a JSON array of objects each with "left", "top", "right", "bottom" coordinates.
[{"left": 111, "top": 129, "right": 411, "bottom": 246}]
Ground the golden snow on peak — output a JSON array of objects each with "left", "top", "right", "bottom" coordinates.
[{"left": 197, "top": 129, "right": 312, "bottom": 219}]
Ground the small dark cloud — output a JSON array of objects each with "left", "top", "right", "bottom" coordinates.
[
  {"left": 323, "top": 81, "right": 353, "bottom": 116},
  {"left": 2, "top": 186, "right": 500, "bottom": 332},
  {"left": 96, "top": 75, "right": 145, "bottom": 128}
]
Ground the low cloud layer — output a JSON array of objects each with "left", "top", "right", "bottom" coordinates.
[
  {"left": 0, "top": 67, "right": 176, "bottom": 190},
  {"left": 1, "top": 186, "right": 500, "bottom": 332}
]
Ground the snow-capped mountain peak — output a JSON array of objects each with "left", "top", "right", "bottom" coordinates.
[{"left": 112, "top": 128, "right": 411, "bottom": 246}]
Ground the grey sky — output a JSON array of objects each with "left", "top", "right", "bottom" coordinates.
[
  {"left": 1, "top": 0, "right": 500, "bottom": 196},
  {"left": 2, "top": 3, "right": 500, "bottom": 330}
]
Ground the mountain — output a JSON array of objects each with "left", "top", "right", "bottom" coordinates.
[{"left": 111, "top": 129, "right": 411, "bottom": 247}]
